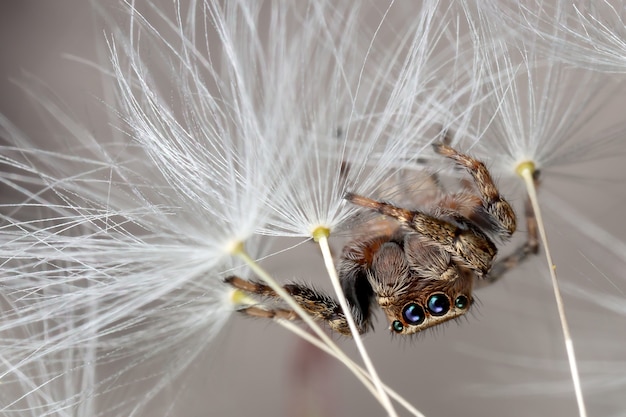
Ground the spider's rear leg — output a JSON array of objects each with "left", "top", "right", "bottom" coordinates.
[
  {"left": 345, "top": 193, "right": 496, "bottom": 277},
  {"left": 224, "top": 276, "right": 359, "bottom": 335},
  {"left": 434, "top": 144, "right": 517, "bottom": 237}
]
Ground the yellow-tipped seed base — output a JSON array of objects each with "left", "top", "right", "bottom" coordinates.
[
  {"left": 515, "top": 159, "right": 586, "bottom": 417},
  {"left": 311, "top": 226, "right": 331, "bottom": 242}
]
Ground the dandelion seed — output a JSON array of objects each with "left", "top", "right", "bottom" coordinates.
[
  {"left": 435, "top": 4, "right": 626, "bottom": 416},
  {"left": 0, "top": 0, "right": 308, "bottom": 413}
]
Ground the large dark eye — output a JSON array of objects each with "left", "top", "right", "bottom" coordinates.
[
  {"left": 392, "top": 320, "right": 404, "bottom": 333},
  {"left": 426, "top": 294, "right": 450, "bottom": 316},
  {"left": 455, "top": 295, "right": 469, "bottom": 310},
  {"left": 402, "top": 303, "right": 425, "bottom": 325}
]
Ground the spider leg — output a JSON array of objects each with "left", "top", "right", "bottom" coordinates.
[
  {"left": 224, "top": 276, "right": 360, "bottom": 335},
  {"left": 478, "top": 175, "right": 540, "bottom": 286},
  {"left": 345, "top": 193, "right": 496, "bottom": 277},
  {"left": 434, "top": 143, "right": 517, "bottom": 236},
  {"left": 237, "top": 305, "right": 299, "bottom": 321},
  {"left": 440, "top": 131, "right": 476, "bottom": 191}
]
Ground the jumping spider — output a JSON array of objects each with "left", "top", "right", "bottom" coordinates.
[{"left": 226, "top": 143, "right": 538, "bottom": 336}]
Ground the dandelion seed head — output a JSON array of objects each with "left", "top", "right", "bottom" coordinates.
[
  {"left": 1, "top": 0, "right": 290, "bottom": 412},
  {"left": 454, "top": 2, "right": 626, "bottom": 183},
  {"left": 258, "top": 1, "right": 476, "bottom": 238}
]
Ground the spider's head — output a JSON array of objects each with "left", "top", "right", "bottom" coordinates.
[
  {"left": 366, "top": 236, "right": 476, "bottom": 335},
  {"left": 378, "top": 271, "right": 474, "bottom": 335}
]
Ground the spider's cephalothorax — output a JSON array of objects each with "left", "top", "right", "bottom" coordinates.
[
  {"left": 227, "top": 144, "right": 537, "bottom": 336},
  {"left": 337, "top": 229, "right": 478, "bottom": 335}
]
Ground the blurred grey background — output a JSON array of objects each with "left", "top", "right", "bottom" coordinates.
[{"left": 1, "top": 2, "right": 625, "bottom": 417}]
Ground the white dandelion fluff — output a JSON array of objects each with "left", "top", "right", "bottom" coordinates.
[
  {"left": 436, "top": 4, "right": 626, "bottom": 417},
  {"left": 498, "top": 0, "right": 626, "bottom": 74},
  {"left": 0, "top": 0, "right": 311, "bottom": 413}
]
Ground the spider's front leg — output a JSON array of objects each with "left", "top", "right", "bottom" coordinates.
[
  {"left": 434, "top": 143, "right": 517, "bottom": 237},
  {"left": 224, "top": 276, "right": 365, "bottom": 336},
  {"left": 345, "top": 193, "right": 496, "bottom": 277},
  {"left": 479, "top": 173, "right": 541, "bottom": 287}
]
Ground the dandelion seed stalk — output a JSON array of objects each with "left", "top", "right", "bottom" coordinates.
[
  {"left": 230, "top": 241, "right": 393, "bottom": 409},
  {"left": 230, "top": 242, "right": 327, "bottom": 339},
  {"left": 517, "top": 162, "right": 587, "bottom": 417},
  {"left": 313, "top": 227, "right": 399, "bottom": 417}
]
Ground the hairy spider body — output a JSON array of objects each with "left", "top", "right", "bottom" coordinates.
[{"left": 227, "top": 144, "right": 533, "bottom": 336}]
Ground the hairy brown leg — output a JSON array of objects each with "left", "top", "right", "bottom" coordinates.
[
  {"left": 478, "top": 173, "right": 540, "bottom": 287},
  {"left": 345, "top": 193, "right": 496, "bottom": 277},
  {"left": 434, "top": 143, "right": 517, "bottom": 236},
  {"left": 225, "top": 276, "right": 357, "bottom": 335}
]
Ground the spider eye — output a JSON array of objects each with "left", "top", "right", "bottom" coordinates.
[
  {"left": 455, "top": 295, "right": 469, "bottom": 310},
  {"left": 392, "top": 320, "right": 404, "bottom": 332},
  {"left": 402, "top": 303, "right": 425, "bottom": 325},
  {"left": 426, "top": 294, "right": 450, "bottom": 316}
]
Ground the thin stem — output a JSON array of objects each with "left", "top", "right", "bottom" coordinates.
[
  {"left": 517, "top": 165, "right": 587, "bottom": 417},
  {"left": 277, "top": 319, "right": 427, "bottom": 417},
  {"left": 314, "top": 231, "right": 398, "bottom": 417},
  {"left": 231, "top": 243, "right": 387, "bottom": 406}
]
